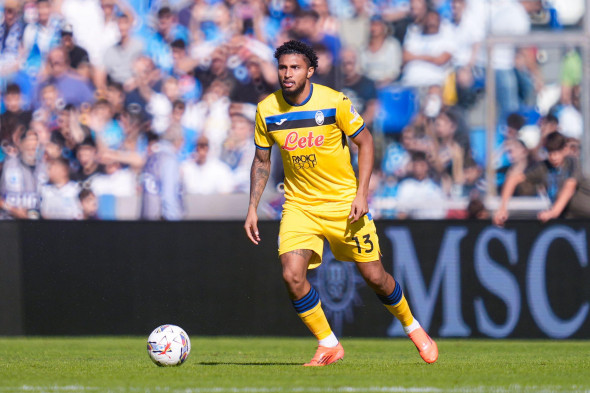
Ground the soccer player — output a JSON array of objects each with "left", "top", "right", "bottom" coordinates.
[{"left": 244, "top": 40, "right": 438, "bottom": 366}]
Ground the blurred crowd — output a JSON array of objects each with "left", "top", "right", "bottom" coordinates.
[{"left": 0, "top": 0, "right": 585, "bottom": 220}]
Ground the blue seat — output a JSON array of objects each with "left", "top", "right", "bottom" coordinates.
[
  {"left": 97, "top": 194, "right": 117, "bottom": 220},
  {"left": 469, "top": 127, "right": 487, "bottom": 168},
  {"left": 374, "top": 86, "right": 418, "bottom": 134}
]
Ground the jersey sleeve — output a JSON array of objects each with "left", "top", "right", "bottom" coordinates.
[
  {"left": 336, "top": 92, "right": 365, "bottom": 138},
  {"left": 254, "top": 107, "right": 274, "bottom": 150}
]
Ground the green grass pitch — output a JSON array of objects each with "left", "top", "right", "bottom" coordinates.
[{"left": 0, "top": 337, "right": 589, "bottom": 393}]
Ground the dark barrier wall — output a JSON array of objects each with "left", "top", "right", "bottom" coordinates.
[{"left": 1, "top": 220, "right": 588, "bottom": 338}]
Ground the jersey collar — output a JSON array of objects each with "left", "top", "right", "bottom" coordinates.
[{"left": 282, "top": 83, "right": 313, "bottom": 107}]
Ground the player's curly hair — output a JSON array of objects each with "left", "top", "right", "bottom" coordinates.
[{"left": 274, "top": 40, "right": 319, "bottom": 69}]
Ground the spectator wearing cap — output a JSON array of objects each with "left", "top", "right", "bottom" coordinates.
[
  {"left": 359, "top": 15, "right": 403, "bottom": 87},
  {"left": 145, "top": 6, "right": 190, "bottom": 74},
  {"left": 0, "top": 0, "right": 23, "bottom": 77},
  {"left": 102, "top": 12, "right": 144, "bottom": 87},
  {"left": 35, "top": 47, "right": 95, "bottom": 109},
  {"left": 59, "top": 23, "right": 89, "bottom": 71},
  {"left": 59, "top": 0, "right": 103, "bottom": 64},
  {"left": 60, "top": 0, "right": 129, "bottom": 73}
]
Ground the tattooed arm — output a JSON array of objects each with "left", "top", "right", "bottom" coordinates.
[{"left": 244, "top": 147, "right": 272, "bottom": 245}]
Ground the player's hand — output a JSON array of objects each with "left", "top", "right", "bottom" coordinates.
[
  {"left": 538, "top": 209, "right": 557, "bottom": 223},
  {"left": 244, "top": 208, "right": 261, "bottom": 245},
  {"left": 349, "top": 195, "right": 368, "bottom": 224},
  {"left": 492, "top": 208, "right": 508, "bottom": 227}
]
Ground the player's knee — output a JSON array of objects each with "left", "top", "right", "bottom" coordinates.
[
  {"left": 282, "top": 268, "right": 305, "bottom": 289},
  {"left": 362, "top": 269, "right": 389, "bottom": 292}
]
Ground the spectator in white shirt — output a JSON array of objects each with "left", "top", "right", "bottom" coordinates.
[
  {"left": 359, "top": 16, "right": 403, "bottom": 87},
  {"left": 396, "top": 151, "right": 447, "bottom": 219},
  {"left": 89, "top": 158, "right": 137, "bottom": 198},
  {"left": 402, "top": 9, "right": 455, "bottom": 88},
  {"left": 180, "top": 135, "right": 235, "bottom": 195},
  {"left": 40, "top": 157, "right": 83, "bottom": 219}
]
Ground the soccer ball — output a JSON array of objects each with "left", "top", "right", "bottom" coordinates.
[{"left": 147, "top": 324, "right": 191, "bottom": 366}]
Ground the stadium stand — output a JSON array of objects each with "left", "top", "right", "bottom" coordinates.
[{"left": 0, "top": 0, "right": 585, "bottom": 220}]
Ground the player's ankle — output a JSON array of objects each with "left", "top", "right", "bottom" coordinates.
[
  {"left": 318, "top": 332, "right": 339, "bottom": 347},
  {"left": 404, "top": 319, "right": 421, "bottom": 335}
]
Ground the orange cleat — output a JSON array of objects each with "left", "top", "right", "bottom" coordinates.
[
  {"left": 303, "top": 343, "right": 345, "bottom": 366},
  {"left": 408, "top": 327, "right": 438, "bottom": 364}
]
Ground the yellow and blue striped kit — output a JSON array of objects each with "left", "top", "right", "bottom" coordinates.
[{"left": 255, "top": 83, "right": 366, "bottom": 211}]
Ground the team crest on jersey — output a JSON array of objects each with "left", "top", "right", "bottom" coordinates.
[
  {"left": 309, "top": 243, "right": 365, "bottom": 336},
  {"left": 315, "top": 110, "right": 325, "bottom": 125}
]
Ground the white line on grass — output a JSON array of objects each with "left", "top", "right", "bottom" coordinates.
[{"left": 1, "top": 386, "right": 589, "bottom": 393}]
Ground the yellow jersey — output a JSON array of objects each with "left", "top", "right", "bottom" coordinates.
[{"left": 254, "top": 83, "right": 365, "bottom": 210}]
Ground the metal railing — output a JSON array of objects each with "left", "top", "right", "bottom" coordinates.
[{"left": 484, "top": 1, "right": 590, "bottom": 195}]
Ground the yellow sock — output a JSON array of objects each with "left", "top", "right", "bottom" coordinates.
[
  {"left": 292, "top": 287, "right": 332, "bottom": 340},
  {"left": 384, "top": 294, "right": 414, "bottom": 327},
  {"left": 378, "top": 281, "right": 414, "bottom": 328},
  {"left": 299, "top": 302, "right": 332, "bottom": 340}
]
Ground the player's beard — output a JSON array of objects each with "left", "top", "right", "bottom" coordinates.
[{"left": 281, "top": 79, "right": 306, "bottom": 99}]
